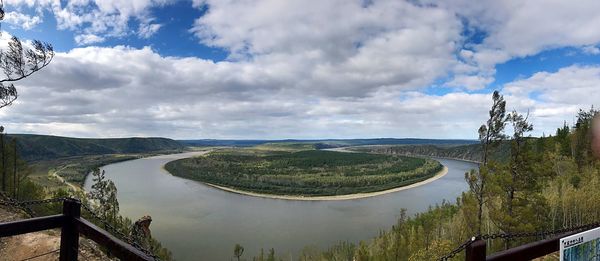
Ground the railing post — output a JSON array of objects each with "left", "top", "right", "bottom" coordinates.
[
  {"left": 466, "top": 237, "right": 486, "bottom": 261},
  {"left": 60, "top": 198, "right": 81, "bottom": 261}
]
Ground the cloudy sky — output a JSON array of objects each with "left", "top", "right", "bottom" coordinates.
[{"left": 0, "top": 0, "right": 599, "bottom": 139}]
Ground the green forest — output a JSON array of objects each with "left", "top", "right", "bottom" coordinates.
[
  {"left": 165, "top": 149, "right": 443, "bottom": 196},
  {"left": 242, "top": 92, "right": 600, "bottom": 261}
]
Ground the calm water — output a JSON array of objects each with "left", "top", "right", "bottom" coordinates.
[{"left": 84, "top": 151, "right": 478, "bottom": 260}]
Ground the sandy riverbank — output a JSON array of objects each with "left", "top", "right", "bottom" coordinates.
[{"left": 197, "top": 166, "right": 449, "bottom": 201}]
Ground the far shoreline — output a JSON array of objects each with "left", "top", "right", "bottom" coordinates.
[{"left": 192, "top": 166, "right": 449, "bottom": 201}]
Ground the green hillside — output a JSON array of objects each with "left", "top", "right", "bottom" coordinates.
[{"left": 8, "top": 134, "right": 184, "bottom": 161}]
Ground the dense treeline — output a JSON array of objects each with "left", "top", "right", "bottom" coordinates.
[
  {"left": 243, "top": 93, "right": 600, "bottom": 261},
  {"left": 165, "top": 150, "right": 443, "bottom": 196}
]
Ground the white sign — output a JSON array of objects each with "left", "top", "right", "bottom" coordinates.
[{"left": 560, "top": 227, "right": 600, "bottom": 260}]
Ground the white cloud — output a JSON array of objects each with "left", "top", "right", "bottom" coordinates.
[
  {"left": 582, "top": 45, "right": 600, "bottom": 55},
  {"left": 504, "top": 65, "right": 600, "bottom": 106},
  {"left": 0, "top": 45, "right": 597, "bottom": 139},
  {"left": 74, "top": 34, "right": 105, "bottom": 45},
  {"left": 6, "top": 0, "right": 172, "bottom": 43},
  {"left": 138, "top": 23, "right": 162, "bottom": 38},
  {"left": 416, "top": 0, "right": 600, "bottom": 89},
  {"left": 0, "top": 45, "right": 490, "bottom": 139},
  {"left": 445, "top": 75, "right": 494, "bottom": 90},
  {"left": 192, "top": 0, "right": 462, "bottom": 97},
  {"left": 4, "top": 11, "right": 42, "bottom": 30},
  {"left": 501, "top": 65, "right": 600, "bottom": 134},
  {"left": 1, "top": 1, "right": 600, "bottom": 139}
]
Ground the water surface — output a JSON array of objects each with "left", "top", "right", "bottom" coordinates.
[{"left": 84, "top": 151, "right": 477, "bottom": 260}]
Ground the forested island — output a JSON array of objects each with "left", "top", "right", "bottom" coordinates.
[{"left": 164, "top": 148, "right": 443, "bottom": 196}]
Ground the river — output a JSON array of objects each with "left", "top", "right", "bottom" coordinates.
[{"left": 84, "top": 151, "right": 478, "bottom": 260}]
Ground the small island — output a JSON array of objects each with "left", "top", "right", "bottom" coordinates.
[{"left": 164, "top": 146, "right": 445, "bottom": 199}]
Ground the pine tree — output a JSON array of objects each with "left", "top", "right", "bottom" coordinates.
[
  {"left": 465, "top": 90, "right": 507, "bottom": 235},
  {"left": 234, "top": 244, "right": 244, "bottom": 261},
  {"left": 88, "top": 168, "right": 120, "bottom": 226},
  {"left": 489, "top": 110, "right": 542, "bottom": 249},
  {"left": 572, "top": 108, "right": 598, "bottom": 170}
]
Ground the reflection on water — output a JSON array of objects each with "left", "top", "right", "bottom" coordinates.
[{"left": 84, "top": 152, "right": 478, "bottom": 261}]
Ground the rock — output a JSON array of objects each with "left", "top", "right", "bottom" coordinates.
[{"left": 131, "top": 215, "right": 153, "bottom": 250}]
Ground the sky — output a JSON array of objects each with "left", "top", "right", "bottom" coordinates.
[{"left": 0, "top": 0, "right": 600, "bottom": 139}]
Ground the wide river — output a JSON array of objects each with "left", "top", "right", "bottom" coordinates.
[{"left": 84, "top": 151, "right": 478, "bottom": 260}]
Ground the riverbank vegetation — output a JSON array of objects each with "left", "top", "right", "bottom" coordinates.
[
  {"left": 165, "top": 149, "right": 443, "bottom": 196},
  {"left": 28, "top": 154, "right": 138, "bottom": 189},
  {"left": 28, "top": 149, "right": 190, "bottom": 191},
  {"left": 244, "top": 92, "right": 600, "bottom": 260}
]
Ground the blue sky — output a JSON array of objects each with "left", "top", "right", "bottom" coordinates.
[{"left": 1, "top": 0, "right": 600, "bottom": 139}]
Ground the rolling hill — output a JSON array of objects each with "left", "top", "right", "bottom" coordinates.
[{"left": 9, "top": 134, "right": 184, "bottom": 161}]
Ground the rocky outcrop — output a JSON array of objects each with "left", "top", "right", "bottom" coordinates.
[{"left": 131, "top": 215, "right": 153, "bottom": 250}]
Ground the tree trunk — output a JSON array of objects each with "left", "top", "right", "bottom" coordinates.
[
  {"left": 1, "top": 133, "right": 4, "bottom": 192},
  {"left": 477, "top": 188, "right": 483, "bottom": 235},
  {"left": 13, "top": 139, "right": 17, "bottom": 198}
]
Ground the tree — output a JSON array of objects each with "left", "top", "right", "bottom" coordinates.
[
  {"left": 572, "top": 108, "right": 598, "bottom": 170},
  {"left": 479, "top": 91, "right": 508, "bottom": 165},
  {"left": 490, "top": 110, "right": 541, "bottom": 249},
  {"left": 505, "top": 110, "right": 534, "bottom": 217},
  {"left": 1, "top": 126, "right": 4, "bottom": 192},
  {"left": 12, "top": 138, "right": 16, "bottom": 197},
  {"left": 88, "top": 168, "right": 120, "bottom": 226},
  {"left": 0, "top": 6, "right": 54, "bottom": 194},
  {"left": 266, "top": 248, "right": 275, "bottom": 261},
  {"left": 234, "top": 244, "right": 244, "bottom": 261},
  {"left": 556, "top": 121, "right": 571, "bottom": 157},
  {"left": 465, "top": 90, "right": 507, "bottom": 235},
  {"left": 0, "top": 36, "right": 54, "bottom": 109}
]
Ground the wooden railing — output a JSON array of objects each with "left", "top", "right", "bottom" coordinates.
[
  {"left": 0, "top": 198, "right": 154, "bottom": 261},
  {"left": 464, "top": 231, "right": 581, "bottom": 260}
]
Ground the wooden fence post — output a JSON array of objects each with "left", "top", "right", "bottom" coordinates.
[
  {"left": 60, "top": 198, "right": 81, "bottom": 261},
  {"left": 466, "top": 237, "right": 486, "bottom": 261}
]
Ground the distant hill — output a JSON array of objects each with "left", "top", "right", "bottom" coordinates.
[
  {"left": 355, "top": 142, "right": 511, "bottom": 163},
  {"left": 179, "top": 138, "right": 478, "bottom": 147},
  {"left": 9, "top": 134, "right": 184, "bottom": 161}
]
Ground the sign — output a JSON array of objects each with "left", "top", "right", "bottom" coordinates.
[{"left": 561, "top": 227, "right": 600, "bottom": 260}]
